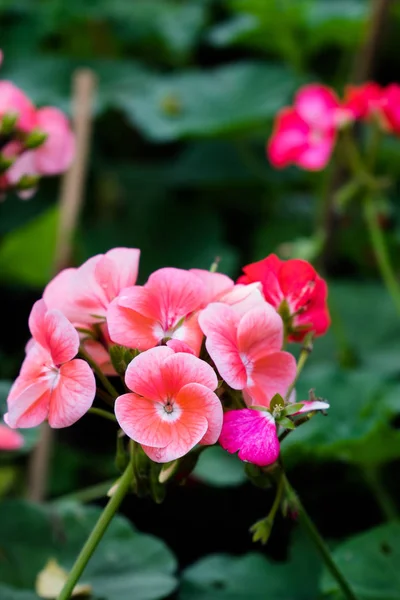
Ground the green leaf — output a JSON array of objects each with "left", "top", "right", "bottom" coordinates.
[
  {"left": 179, "top": 529, "right": 321, "bottom": 599},
  {"left": 0, "top": 206, "right": 59, "bottom": 287},
  {"left": 321, "top": 523, "right": 400, "bottom": 600},
  {"left": 115, "top": 61, "right": 301, "bottom": 141},
  {"left": 282, "top": 365, "right": 400, "bottom": 468},
  {"left": 193, "top": 446, "right": 246, "bottom": 487},
  {"left": 0, "top": 381, "right": 39, "bottom": 454},
  {"left": 0, "top": 586, "right": 38, "bottom": 600},
  {"left": 0, "top": 501, "right": 177, "bottom": 600}
]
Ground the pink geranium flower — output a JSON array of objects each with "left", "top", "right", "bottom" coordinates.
[
  {"left": 268, "top": 84, "right": 340, "bottom": 171},
  {"left": 220, "top": 399, "right": 329, "bottom": 467},
  {"left": 44, "top": 247, "right": 141, "bottom": 325},
  {"left": 238, "top": 254, "right": 330, "bottom": 342},
  {"left": 108, "top": 267, "right": 206, "bottom": 355},
  {"left": 190, "top": 269, "right": 234, "bottom": 305},
  {"left": 199, "top": 301, "right": 296, "bottom": 406},
  {"left": 0, "top": 423, "right": 24, "bottom": 450},
  {"left": 5, "top": 300, "right": 95, "bottom": 429},
  {"left": 115, "top": 346, "right": 223, "bottom": 462}
]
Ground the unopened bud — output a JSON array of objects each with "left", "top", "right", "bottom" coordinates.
[
  {"left": 0, "top": 154, "right": 15, "bottom": 173},
  {"left": 25, "top": 129, "right": 48, "bottom": 149},
  {"left": 0, "top": 112, "right": 18, "bottom": 135},
  {"left": 17, "top": 174, "right": 40, "bottom": 191}
]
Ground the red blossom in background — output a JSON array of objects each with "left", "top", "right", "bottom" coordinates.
[{"left": 238, "top": 254, "right": 330, "bottom": 342}]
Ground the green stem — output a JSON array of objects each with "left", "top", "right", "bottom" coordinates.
[
  {"left": 88, "top": 407, "right": 117, "bottom": 423},
  {"left": 282, "top": 474, "right": 358, "bottom": 600},
  {"left": 364, "top": 195, "right": 400, "bottom": 316},
  {"left": 57, "top": 460, "right": 133, "bottom": 600},
  {"left": 79, "top": 347, "right": 119, "bottom": 399},
  {"left": 52, "top": 479, "right": 117, "bottom": 505},
  {"left": 284, "top": 333, "right": 313, "bottom": 402},
  {"left": 362, "top": 465, "right": 399, "bottom": 522}
]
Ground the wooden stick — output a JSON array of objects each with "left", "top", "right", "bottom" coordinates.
[{"left": 27, "top": 69, "right": 97, "bottom": 502}]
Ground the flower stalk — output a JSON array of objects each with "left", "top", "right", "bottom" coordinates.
[
  {"left": 57, "top": 458, "right": 133, "bottom": 600},
  {"left": 282, "top": 474, "right": 358, "bottom": 600}
]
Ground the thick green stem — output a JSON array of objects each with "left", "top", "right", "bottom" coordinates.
[
  {"left": 283, "top": 474, "right": 358, "bottom": 600},
  {"left": 362, "top": 465, "right": 399, "bottom": 522},
  {"left": 88, "top": 407, "right": 117, "bottom": 423},
  {"left": 364, "top": 195, "right": 400, "bottom": 316},
  {"left": 79, "top": 347, "right": 119, "bottom": 400},
  {"left": 57, "top": 460, "right": 133, "bottom": 600}
]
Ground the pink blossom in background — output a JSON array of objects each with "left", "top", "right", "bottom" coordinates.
[
  {"left": 238, "top": 254, "right": 330, "bottom": 342},
  {"left": 43, "top": 247, "right": 141, "bottom": 324},
  {"left": 5, "top": 300, "right": 95, "bottom": 429},
  {"left": 0, "top": 423, "right": 24, "bottom": 450},
  {"left": 268, "top": 84, "right": 340, "bottom": 171},
  {"left": 34, "top": 107, "right": 75, "bottom": 175},
  {"left": 108, "top": 267, "right": 205, "bottom": 354},
  {"left": 0, "top": 81, "right": 37, "bottom": 132},
  {"left": 199, "top": 302, "right": 296, "bottom": 406},
  {"left": 115, "top": 346, "right": 223, "bottom": 462},
  {"left": 219, "top": 409, "right": 279, "bottom": 467}
]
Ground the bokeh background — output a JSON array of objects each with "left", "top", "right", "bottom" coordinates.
[{"left": 1, "top": 1, "right": 400, "bottom": 599}]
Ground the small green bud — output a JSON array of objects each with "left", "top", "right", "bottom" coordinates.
[
  {"left": 17, "top": 174, "right": 40, "bottom": 190},
  {"left": 159, "top": 93, "right": 182, "bottom": 116},
  {"left": 250, "top": 516, "right": 273, "bottom": 544},
  {"left": 0, "top": 112, "right": 18, "bottom": 135},
  {"left": 25, "top": 129, "right": 48, "bottom": 149},
  {"left": 109, "top": 345, "right": 138, "bottom": 376},
  {"left": 0, "top": 154, "right": 15, "bottom": 173}
]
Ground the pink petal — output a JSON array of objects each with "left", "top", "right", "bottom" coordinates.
[
  {"left": 166, "top": 339, "right": 196, "bottom": 355},
  {"left": 220, "top": 283, "right": 265, "bottom": 317},
  {"left": 161, "top": 353, "right": 218, "bottom": 396},
  {"left": 124, "top": 346, "right": 174, "bottom": 399},
  {"left": 219, "top": 409, "right": 280, "bottom": 467},
  {"left": 115, "top": 392, "right": 178, "bottom": 448},
  {"left": 5, "top": 379, "right": 51, "bottom": 429},
  {"left": 72, "top": 255, "right": 108, "bottom": 319},
  {"left": 0, "top": 424, "right": 24, "bottom": 450},
  {"left": 94, "top": 247, "right": 140, "bottom": 304},
  {"left": 146, "top": 267, "right": 206, "bottom": 326},
  {"left": 237, "top": 304, "right": 284, "bottom": 361},
  {"left": 29, "top": 300, "right": 79, "bottom": 364},
  {"left": 246, "top": 351, "right": 297, "bottom": 407},
  {"left": 267, "top": 108, "right": 309, "bottom": 168},
  {"left": 0, "top": 81, "right": 37, "bottom": 132},
  {"left": 107, "top": 288, "right": 161, "bottom": 350},
  {"left": 43, "top": 268, "right": 81, "bottom": 322},
  {"left": 6, "top": 150, "right": 38, "bottom": 184},
  {"left": 82, "top": 339, "right": 116, "bottom": 376},
  {"left": 199, "top": 303, "right": 246, "bottom": 389},
  {"left": 295, "top": 84, "right": 340, "bottom": 131},
  {"left": 169, "top": 313, "right": 204, "bottom": 356},
  {"left": 34, "top": 107, "right": 75, "bottom": 175},
  {"left": 296, "top": 136, "right": 335, "bottom": 171},
  {"left": 295, "top": 400, "right": 329, "bottom": 414},
  {"left": 47, "top": 359, "right": 96, "bottom": 428},
  {"left": 190, "top": 269, "right": 234, "bottom": 305}
]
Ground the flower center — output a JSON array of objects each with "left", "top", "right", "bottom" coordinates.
[{"left": 164, "top": 401, "right": 174, "bottom": 414}]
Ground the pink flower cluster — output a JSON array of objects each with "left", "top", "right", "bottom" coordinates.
[
  {"left": 0, "top": 53, "right": 74, "bottom": 198},
  {"left": 268, "top": 82, "right": 400, "bottom": 171},
  {"left": 5, "top": 248, "right": 330, "bottom": 468}
]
